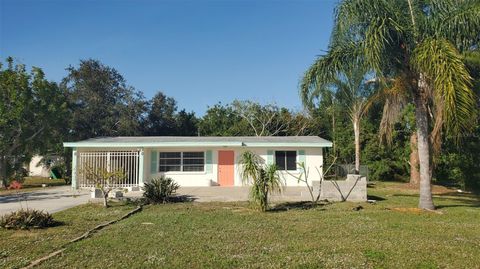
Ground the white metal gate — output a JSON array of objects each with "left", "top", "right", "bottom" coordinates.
[{"left": 77, "top": 151, "right": 140, "bottom": 188}]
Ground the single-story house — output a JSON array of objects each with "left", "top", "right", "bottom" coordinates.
[{"left": 63, "top": 136, "right": 332, "bottom": 189}]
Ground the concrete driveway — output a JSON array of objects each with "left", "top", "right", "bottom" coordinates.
[{"left": 0, "top": 186, "right": 90, "bottom": 215}]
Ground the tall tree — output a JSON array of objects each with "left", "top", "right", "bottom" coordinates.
[
  {"left": 198, "top": 103, "right": 252, "bottom": 136},
  {"left": 174, "top": 109, "right": 198, "bottom": 136},
  {"left": 301, "top": 0, "right": 479, "bottom": 209},
  {"left": 144, "top": 92, "right": 178, "bottom": 136},
  {"left": 0, "top": 57, "right": 68, "bottom": 188},
  {"left": 232, "top": 100, "right": 291, "bottom": 136},
  {"left": 302, "top": 68, "right": 373, "bottom": 173},
  {"left": 62, "top": 59, "right": 146, "bottom": 140}
]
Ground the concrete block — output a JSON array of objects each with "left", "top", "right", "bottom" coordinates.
[
  {"left": 129, "top": 186, "right": 140, "bottom": 192},
  {"left": 91, "top": 188, "right": 103, "bottom": 199},
  {"left": 320, "top": 174, "right": 367, "bottom": 202},
  {"left": 109, "top": 191, "right": 123, "bottom": 198}
]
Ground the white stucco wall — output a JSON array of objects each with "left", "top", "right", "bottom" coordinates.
[
  {"left": 144, "top": 147, "right": 324, "bottom": 187},
  {"left": 75, "top": 146, "right": 325, "bottom": 188}
]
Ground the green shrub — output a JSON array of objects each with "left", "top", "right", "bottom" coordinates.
[
  {"left": 0, "top": 209, "right": 57, "bottom": 229},
  {"left": 142, "top": 176, "right": 180, "bottom": 204},
  {"left": 239, "top": 151, "right": 282, "bottom": 211}
]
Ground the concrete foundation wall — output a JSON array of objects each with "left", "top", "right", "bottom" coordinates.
[{"left": 319, "top": 174, "right": 367, "bottom": 202}]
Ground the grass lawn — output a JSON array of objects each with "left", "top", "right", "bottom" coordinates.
[
  {"left": 0, "top": 177, "right": 68, "bottom": 195},
  {"left": 2, "top": 182, "right": 479, "bottom": 269},
  {"left": 0, "top": 203, "right": 137, "bottom": 269}
]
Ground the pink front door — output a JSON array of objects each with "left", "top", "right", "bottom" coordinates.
[{"left": 218, "top": 151, "right": 234, "bottom": 186}]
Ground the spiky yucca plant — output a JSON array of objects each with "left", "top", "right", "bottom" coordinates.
[
  {"left": 239, "top": 151, "right": 282, "bottom": 211},
  {"left": 142, "top": 176, "right": 180, "bottom": 204}
]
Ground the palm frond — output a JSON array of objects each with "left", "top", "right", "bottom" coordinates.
[
  {"left": 428, "top": 0, "right": 480, "bottom": 51},
  {"left": 334, "top": 0, "right": 408, "bottom": 75},
  {"left": 366, "top": 76, "right": 410, "bottom": 145},
  {"left": 299, "top": 42, "right": 361, "bottom": 110},
  {"left": 412, "top": 37, "right": 477, "bottom": 141},
  {"left": 264, "top": 164, "right": 282, "bottom": 195},
  {"left": 238, "top": 151, "right": 261, "bottom": 184}
]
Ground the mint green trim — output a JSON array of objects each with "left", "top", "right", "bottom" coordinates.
[
  {"left": 71, "top": 148, "right": 78, "bottom": 190},
  {"left": 63, "top": 141, "right": 332, "bottom": 148},
  {"left": 266, "top": 150, "right": 274, "bottom": 165},
  {"left": 63, "top": 141, "right": 243, "bottom": 148},
  {"left": 205, "top": 150, "right": 212, "bottom": 173},
  {"left": 244, "top": 142, "right": 332, "bottom": 148},
  {"left": 138, "top": 148, "right": 144, "bottom": 186},
  {"left": 297, "top": 150, "right": 306, "bottom": 172},
  {"left": 150, "top": 150, "right": 157, "bottom": 174}
]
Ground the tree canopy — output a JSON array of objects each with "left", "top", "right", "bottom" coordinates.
[{"left": 0, "top": 57, "right": 68, "bottom": 187}]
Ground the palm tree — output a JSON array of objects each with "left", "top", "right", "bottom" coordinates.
[
  {"left": 301, "top": 0, "right": 479, "bottom": 209},
  {"left": 302, "top": 67, "right": 373, "bottom": 174},
  {"left": 239, "top": 151, "right": 282, "bottom": 211}
]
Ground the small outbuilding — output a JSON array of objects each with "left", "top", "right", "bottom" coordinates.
[{"left": 63, "top": 136, "right": 332, "bottom": 189}]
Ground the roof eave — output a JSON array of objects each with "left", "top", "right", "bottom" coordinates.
[
  {"left": 63, "top": 142, "right": 244, "bottom": 148},
  {"left": 243, "top": 142, "right": 332, "bottom": 148},
  {"left": 63, "top": 141, "right": 333, "bottom": 148}
]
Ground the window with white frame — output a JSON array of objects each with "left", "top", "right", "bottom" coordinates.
[
  {"left": 159, "top": 152, "right": 181, "bottom": 172},
  {"left": 275, "top": 151, "right": 297, "bottom": 171},
  {"left": 159, "top": 152, "right": 205, "bottom": 172}
]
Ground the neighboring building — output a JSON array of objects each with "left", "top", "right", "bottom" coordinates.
[
  {"left": 27, "top": 155, "right": 51, "bottom": 177},
  {"left": 63, "top": 136, "right": 332, "bottom": 189}
]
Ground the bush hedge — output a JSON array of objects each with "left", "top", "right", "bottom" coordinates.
[
  {"left": 0, "top": 209, "right": 57, "bottom": 229},
  {"left": 142, "top": 176, "right": 180, "bottom": 204}
]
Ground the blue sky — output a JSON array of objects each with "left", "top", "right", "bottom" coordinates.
[{"left": 1, "top": 0, "right": 335, "bottom": 115}]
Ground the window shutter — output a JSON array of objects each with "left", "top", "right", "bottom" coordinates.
[
  {"left": 267, "top": 150, "right": 274, "bottom": 165},
  {"left": 205, "top": 150, "right": 212, "bottom": 173},
  {"left": 298, "top": 150, "right": 306, "bottom": 172},
  {"left": 150, "top": 150, "right": 158, "bottom": 174}
]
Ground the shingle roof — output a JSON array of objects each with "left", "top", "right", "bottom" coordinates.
[{"left": 64, "top": 136, "right": 332, "bottom": 148}]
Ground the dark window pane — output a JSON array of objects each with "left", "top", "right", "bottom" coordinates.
[
  {"left": 286, "top": 151, "right": 297, "bottom": 170},
  {"left": 275, "top": 151, "right": 286, "bottom": 170},
  {"left": 183, "top": 152, "right": 204, "bottom": 158},
  {"left": 183, "top": 165, "right": 204, "bottom": 172},
  {"left": 159, "top": 158, "right": 181, "bottom": 165},
  {"left": 159, "top": 165, "right": 181, "bottom": 172},
  {"left": 160, "top": 152, "right": 181, "bottom": 158},
  {"left": 159, "top": 151, "right": 205, "bottom": 172},
  {"left": 183, "top": 158, "right": 204, "bottom": 165},
  {"left": 159, "top": 152, "right": 181, "bottom": 173}
]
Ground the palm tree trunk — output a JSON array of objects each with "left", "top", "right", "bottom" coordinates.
[
  {"left": 332, "top": 103, "right": 336, "bottom": 156},
  {"left": 414, "top": 75, "right": 435, "bottom": 210},
  {"left": 409, "top": 132, "right": 420, "bottom": 185},
  {"left": 353, "top": 117, "right": 360, "bottom": 174}
]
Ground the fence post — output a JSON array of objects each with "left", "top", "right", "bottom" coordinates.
[
  {"left": 71, "top": 148, "right": 78, "bottom": 190},
  {"left": 138, "top": 148, "right": 144, "bottom": 187}
]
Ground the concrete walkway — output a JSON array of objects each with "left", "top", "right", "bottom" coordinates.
[{"left": 0, "top": 186, "right": 90, "bottom": 215}]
